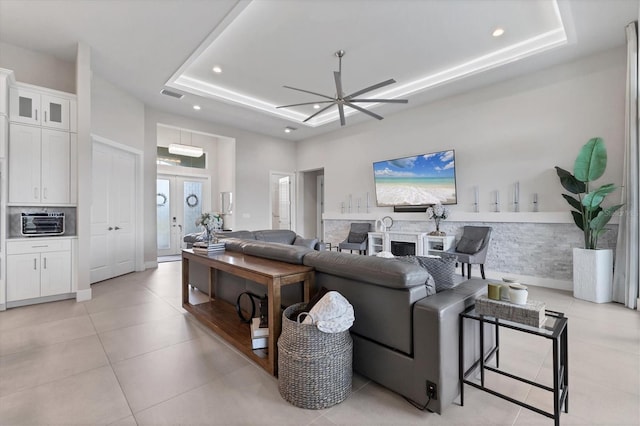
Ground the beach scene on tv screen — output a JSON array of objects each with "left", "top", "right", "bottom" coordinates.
[{"left": 374, "top": 150, "right": 456, "bottom": 206}]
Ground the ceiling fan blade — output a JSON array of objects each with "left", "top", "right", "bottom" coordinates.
[
  {"left": 303, "top": 102, "right": 336, "bottom": 123},
  {"left": 345, "top": 101, "right": 384, "bottom": 121},
  {"left": 283, "top": 85, "right": 335, "bottom": 101},
  {"left": 334, "top": 71, "right": 343, "bottom": 98},
  {"left": 337, "top": 103, "right": 346, "bottom": 126},
  {"left": 349, "top": 98, "right": 408, "bottom": 104},
  {"left": 276, "top": 100, "right": 334, "bottom": 109},
  {"left": 345, "top": 79, "right": 396, "bottom": 99}
]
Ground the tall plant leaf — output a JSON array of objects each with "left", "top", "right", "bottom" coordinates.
[
  {"left": 582, "top": 184, "right": 617, "bottom": 211},
  {"left": 574, "top": 137, "right": 607, "bottom": 182},
  {"left": 562, "top": 194, "right": 582, "bottom": 211},
  {"left": 555, "top": 167, "right": 585, "bottom": 194},
  {"left": 589, "top": 204, "right": 623, "bottom": 231},
  {"left": 571, "top": 210, "right": 585, "bottom": 231}
]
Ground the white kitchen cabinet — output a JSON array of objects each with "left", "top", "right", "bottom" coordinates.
[
  {"left": 6, "top": 239, "right": 72, "bottom": 302},
  {"left": 9, "top": 87, "right": 71, "bottom": 131},
  {"left": 9, "top": 123, "right": 70, "bottom": 204}
]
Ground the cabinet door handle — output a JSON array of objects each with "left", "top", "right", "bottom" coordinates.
[
  {"left": 115, "top": 226, "right": 121, "bottom": 230},
  {"left": 108, "top": 227, "right": 113, "bottom": 231},
  {"left": 44, "top": 257, "right": 47, "bottom": 269},
  {"left": 33, "top": 258, "right": 37, "bottom": 270},
  {"left": 35, "top": 109, "right": 38, "bottom": 121},
  {"left": 43, "top": 188, "right": 48, "bottom": 199},
  {"left": 44, "top": 111, "right": 47, "bottom": 123}
]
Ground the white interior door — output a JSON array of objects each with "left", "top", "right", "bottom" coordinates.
[
  {"left": 270, "top": 172, "right": 294, "bottom": 230},
  {"left": 157, "top": 174, "right": 209, "bottom": 256},
  {"left": 90, "top": 143, "right": 137, "bottom": 283}
]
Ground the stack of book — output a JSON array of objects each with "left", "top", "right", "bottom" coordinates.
[
  {"left": 192, "top": 241, "right": 225, "bottom": 255},
  {"left": 250, "top": 317, "right": 269, "bottom": 349}
]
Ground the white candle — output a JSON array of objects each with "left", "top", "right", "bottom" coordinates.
[
  {"left": 533, "top": 193, "right": 538, "bottom": 203},
  {"left": 474, "top": 186, "right": 479, "bottom": 204},
  {"left": 496, "top": 191, "right": 500, "bottom": 204},
  {"left": 514, "top": 182, "right": 519, "bottom": 203},
  {"left": 366, "top": 192, "right": 370, "bottom": 208}
]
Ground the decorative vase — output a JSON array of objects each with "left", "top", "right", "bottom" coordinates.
[
  {"left": 572, "top": 248, "right": 613, "bottom": 303},
  {"left": 429, "top": 218, "right": 446, "bottom": 236}
]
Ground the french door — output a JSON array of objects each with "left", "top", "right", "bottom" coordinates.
[{"left": 157, "top": 174, "right": 210, "bottom": 256}]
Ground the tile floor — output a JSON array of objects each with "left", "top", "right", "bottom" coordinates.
[{"left": 0, "top": 261, "right": 638, "bottom": 425}]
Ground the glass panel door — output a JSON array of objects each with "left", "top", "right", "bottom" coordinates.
[
  {"left": 157, "top": 174, "right": 210, "bottom": 256},
  {"left": 156, "top": 178, "right": 172, "bottom": 255}
]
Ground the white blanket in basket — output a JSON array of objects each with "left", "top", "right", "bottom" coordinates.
[{"left": 303, "top": 291, "right": 355, "bottom": 333}]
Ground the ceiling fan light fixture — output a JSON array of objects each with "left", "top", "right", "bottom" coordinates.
[{"left": 168, "top": 143, "right": 204, "bottom": 157}]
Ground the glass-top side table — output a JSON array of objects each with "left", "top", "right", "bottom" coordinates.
[{"left": 459, "top": 306, "right": 568, "bottom": 426}]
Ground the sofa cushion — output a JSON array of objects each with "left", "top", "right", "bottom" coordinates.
[
  {"left": 398, "top": 255, "right": 458, "bottom": 292},
  {"left": 221, "top": 237, "right": 250, "bottom": 253},
  {"left": 241, "top": 240, "right": 312, "bottom": 264},
  {"left": 216, "top": 230, "right": 256, "bottom": 241},
  {"left": 304, "top": 251, "right": 429, "bottom": 289},
  {"left": 253, "top": 229, "right": 297, "bottom": 245},
  {"left": 456, "top": 236, "right": 483, "bottom": 254},
  {"left": 395, "top": 256, "right": 436, "bottom": 296},
  {"left": 293, "top": 236, "right": 319, "bottom": 250}
]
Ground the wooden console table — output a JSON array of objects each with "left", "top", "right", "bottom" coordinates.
[{"left": 181, "top": 249, "right": 314, "bottom": 375}]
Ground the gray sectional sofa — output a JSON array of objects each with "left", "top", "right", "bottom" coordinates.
[{"left": 185, "top": 234, "right": 490, "bottom": 414}]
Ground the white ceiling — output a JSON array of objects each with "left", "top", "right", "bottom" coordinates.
[{"left": 0, "top": 0, "right": 637, "bottom": 141}]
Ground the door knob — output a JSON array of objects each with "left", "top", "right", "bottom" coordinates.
[
  {"left": 108, "top": 227, "right": 113, "bottom": 231},
  {"left": 115, "top": 226, "right": 121, "bottom": 230}
]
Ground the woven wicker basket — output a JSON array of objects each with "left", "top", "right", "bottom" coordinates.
[{"left": 278, "top": 302, "right": 353, "bottom": 409}]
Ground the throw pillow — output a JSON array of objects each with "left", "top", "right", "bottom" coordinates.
[
  {"left": 347, "top": 232, "right": 367, "bottom": 244},
  {"left": 294, "top": 236, "right": 319, "bottom": 249},
  {"left": 456, "top": 237, "right": 483, "bottom": 254},
  {"left": 395, "top": 256, "right": 436, "bottom": 296},
  {"left": 415, "top": 256, "right": 458, "bottom": 292}
]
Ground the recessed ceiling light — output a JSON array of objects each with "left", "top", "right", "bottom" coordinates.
[
  {"left": 492, "top": 28, "right": 505, "bottom": 37},
  {"left": 212, "top": 66, "right": 222, "bottom": 73},
  {"left": 313, "top": 104, "right": 320, "bottom": 109},
  {"left": 284, "top": 126, "right": 297, "bottom": 133},
  {"left": 193, "top": 105, "right": 201, "bottom": 110}
]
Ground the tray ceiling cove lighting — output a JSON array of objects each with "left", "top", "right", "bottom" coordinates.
[{"left": 168, "top": 143, "right": 203, "bottom": 157}]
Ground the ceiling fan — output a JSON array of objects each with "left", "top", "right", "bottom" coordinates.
[{"left": 277, "top": 50, "right": 408, "bottom": 126}]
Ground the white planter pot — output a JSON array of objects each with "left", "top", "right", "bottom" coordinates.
[{"left": 572, "top": 248, "right": 613, "bottom": 303}]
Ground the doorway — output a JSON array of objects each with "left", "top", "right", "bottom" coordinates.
[
  {"left": 270, "top": 172, "right": 295, "bottom": 230},
  {"left": 157, "top": 174, "right": 210, "bottom": 256}
]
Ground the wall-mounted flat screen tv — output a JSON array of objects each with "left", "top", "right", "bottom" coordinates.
[{"left": 373, "top": 149, "right": 457, "bottom": 207}]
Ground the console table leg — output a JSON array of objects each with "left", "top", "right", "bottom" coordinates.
[{"left": 459, "top": 315, "right": 464, "bottom": 406}]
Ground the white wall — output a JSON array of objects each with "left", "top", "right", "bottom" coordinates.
[
  {"left": 297, "top": 47, "right": 626, "bottom": 220},
  {"left": 0, "top": 42, "right": 75, "bottom": 93},
  {"left": 91, "top": 75, "right": 145, "bottom": 150}
]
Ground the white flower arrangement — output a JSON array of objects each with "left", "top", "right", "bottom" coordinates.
[
  {"left": 426, "top": 203, "right": 448, "bottom": 235},
  {"left": 426, "top": 203, "right": 448, "bottom": 220},
  {"left": 196, "top": 212, "right": 223, "bottom": 231}
]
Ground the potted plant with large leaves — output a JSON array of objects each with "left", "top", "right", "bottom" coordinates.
[{"left": 555, "top": 137, "right": 623, "bottom": 303}]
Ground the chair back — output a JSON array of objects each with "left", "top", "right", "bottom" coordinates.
[{"left": 461, "top": 226, "right": 492, "bottom": 261}]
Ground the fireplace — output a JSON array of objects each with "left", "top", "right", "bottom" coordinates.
[{"left": 391, "top": 241, "right": 415, "bottom": 256}]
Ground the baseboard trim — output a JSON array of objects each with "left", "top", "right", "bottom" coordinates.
[
  {"left": 76, "top": 288, "right": 92, "bottom": 302},
  {"left": 145, "top": 260, "right": 158, "bottom": 269},
  {"left": 0, "top": 303, "right": 5, "bottom": 311}
]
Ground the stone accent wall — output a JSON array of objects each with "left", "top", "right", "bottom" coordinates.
[{"left": 324, "top": 219, "right": 617, "bottom": 281}]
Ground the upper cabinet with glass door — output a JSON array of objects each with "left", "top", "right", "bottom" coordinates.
[{"left": 9, "top": 86, "right": 75, "bottom": 131}]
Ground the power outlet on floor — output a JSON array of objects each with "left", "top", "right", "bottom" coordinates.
[{"left": 426, "top": 381, "right": 438, "bottom": 400}]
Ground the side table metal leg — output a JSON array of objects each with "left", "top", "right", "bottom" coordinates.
[
  {"left": 495, "top": 319, "right": 500, "bottom": 368},
  {"left": 480, "top": 317, "right": 485, "bottom": 386},
  {"left": 562, "top": 324, "right": 569, "bottom": 413},
  {"left": 459, "top": 315, "right": 464, "bottom": 406},
  {"left": 553, "top": 338, "right": 560, "bottom": 426}
]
